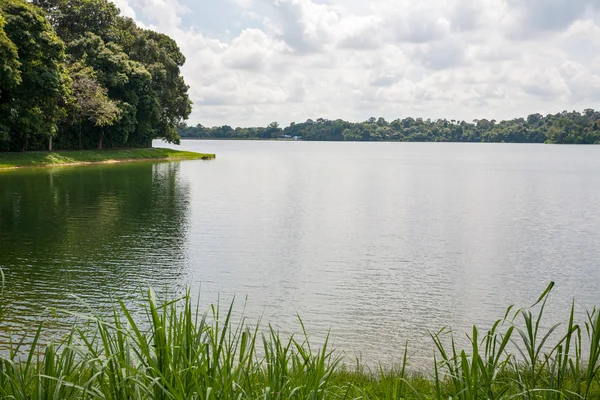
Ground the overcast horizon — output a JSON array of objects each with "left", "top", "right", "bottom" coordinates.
[{"left": 111, "top": 0, "right": 600, "bottom": 127}]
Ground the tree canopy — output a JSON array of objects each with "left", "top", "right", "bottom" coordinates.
[
  {"left": 0, "top": 0, "right": 68, "bottom": 151},
  {"left": 0, "top": 0, "right": 191, "bottom": 151},
  {"left": 177, "top": 110, "right": 600, "bottom": 145}
]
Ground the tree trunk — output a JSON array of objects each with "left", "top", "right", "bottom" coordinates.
[
  {"left": 49, "top": 136, "right": 53, "bottom": 151},
  {"left": 79, "top": 123, "right": 82, "bottom": 149},
  {"left": 98, "top": 128, "right": 104, "bottom": 150}
]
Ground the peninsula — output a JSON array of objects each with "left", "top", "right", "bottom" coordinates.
[{"left": 0, "top": 148, "right": 215, "bottom": 170}]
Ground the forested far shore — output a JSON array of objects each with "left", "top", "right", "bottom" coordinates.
[
  {"left": 0, "top": 0, "right": 191, "bottom": 152},
  {"left": 177, "top": 109, "right": 600, "bottom": 144}
]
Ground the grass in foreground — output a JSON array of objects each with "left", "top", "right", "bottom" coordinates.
[
  {"left": 0, "top": 148, "right": 215, "bottom": 170},
  {"left": 0, "top": 282, "right": 599, "bottom": 399}
]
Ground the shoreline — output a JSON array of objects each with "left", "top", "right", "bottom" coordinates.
[
  {"left": 177, "top": 137, "right": 569, "bottom": 144},
  {"left": 0, "top": 148, "right": 215, "bottom": 170},
  {"left": 179, "top": 137, "right": 303, "bottom": 141},
  {"left": 177, "top": 137, "right": 600, "bottom": 145}
]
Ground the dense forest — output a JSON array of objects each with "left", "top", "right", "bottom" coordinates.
[
  {"left": 0, "top": 0, "right": 190, "bottom": 152},
  {"left": 177, "top": 109, "right": 600, "bottom": 144}
]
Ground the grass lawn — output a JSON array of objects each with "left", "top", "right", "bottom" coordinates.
[{"left": 0, "top": 147, "right": 215, "bottom": 170}]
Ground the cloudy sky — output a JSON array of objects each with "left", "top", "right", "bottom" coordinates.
[{"left": 112, "top": 0, "right": 600, "bottom": 127}]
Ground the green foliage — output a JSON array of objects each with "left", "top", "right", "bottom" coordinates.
[
  {"left": 0, "top": 289, "right": 340, "bottom": 399},
  {"left": 0, "top": 14, "right": 21, "bottom": 144},
  {"left": 0, "top": 147, "right": 215, "bottom": 169},
  {"left": 121, "top": 27, "right": 192, "bottom": 145},
  {"left": 0, "top": 0, "right": 69, "bottom": 152},
  {"left": 32, "top": 0, "right": 120, "bottom": 43},
  {"left": 0, "top": 0, "right": 191, "bottom": 152},
  {"left": 43, "top": 0, "right": 191, "bottom": 149},
  {"left": 425, "top": 282, "right": 600, "bottom": 400},
  {"left": 68, "top": 61, "right": 121, "bottom": 148},
  {"left": 0, "top": 284, "right": 599, "bottom": 399},
  {"left": 0, "top": 14, "right": 21, "bottom": 90},
  {"left": 178, "top": 110, "right": 600, "bottom": 144}
]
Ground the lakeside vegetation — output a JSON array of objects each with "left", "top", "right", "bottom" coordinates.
[
  {"left": 0, "top": 148, "right": 214, "bottom": 170},
  {"left": 0, "top": 0, "right": 191, "bottom": 152},
  {"left": 1, "top": 282, "right": 599, "bottom": 399},
  {"left": 178, "top": 109, "right": 600, "bottom": 144}
]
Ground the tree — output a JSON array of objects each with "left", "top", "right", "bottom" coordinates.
[
  {"left": 0, "top": 0, "right": 192, "bottom": 151},
  {"left": 35, "top": 0, "right": 191, "bottom": 147},
  {"left": 376, "top": 117, "right": 388, "bottom": 126},
  {"left": 0, "top": 14, "right": 21, "bottom": 143},
  {"left": 177, "top": 109, "right": 600, "bottom": 145},
  {"left": 0, "top": 14, "right": 20, "bottom": 91},
  {"left": 262, "top": 121, "right": 281, "bottom": 138},
  {"left": 66, "top": 32, "right": 151, "bottom": 148},
  {"left": 0, "top": 0, "right": 69, "bottom": 151},
  {"left": 32, "top": 0, "right": 120, "bottom": 43},
  {"left": 68, "top": 62, "right": 120, "bottom": 148},
  {"left": 121, "top": 26, "right": 192, "bottom": 144}
]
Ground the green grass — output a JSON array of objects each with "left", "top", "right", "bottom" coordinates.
[
  {"left": 0, "top": 148, "right": 215, "bottom": 170},
  {"left": 0, "top": 281, "right": 599, "bottom": 399}
]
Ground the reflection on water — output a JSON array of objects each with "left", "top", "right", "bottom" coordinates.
[
  {"left": 169, "top": 141, "right": 600, "bottom": 366},
  {"left": 0, "top": 162, "right": 190, "bottom": 340},
  {"left": 1, "top": 141, "right": 600, "bottom": 366}
]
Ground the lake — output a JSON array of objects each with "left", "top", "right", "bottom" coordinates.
[{"left": 1, "top": 140, "right": 600, "bottom": 366}]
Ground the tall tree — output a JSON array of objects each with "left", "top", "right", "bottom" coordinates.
[
  {"left": 32, "top": 0, "right": 119, "bottom": 43},
  {"left": 114, "top": 22, "right": 191, "bottom": 144},
  {"left": 0, "top": 14, "right": 20, "bottom": 91},
  {"left": 67, "top": 32, "right": 151, "bottom": 148},
  {"left": 0, "top": 0, "right": 69, "bottom": 151},
  {"left": 0, "top": 14, "right": 21, "bottom": 143},
  {"left": 68, "top": 62, "right": 121, "bottom": 149},
  {"left": 35, "top": 0, "right": 191, "bottom": 147}
]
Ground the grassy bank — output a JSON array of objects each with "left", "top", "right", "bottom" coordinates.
[
  {"left": 0, "top": 282, "right": 599, "bottom": 399},
  {"left": 0, "top": 148, "right": 215, "bottom": 170}
]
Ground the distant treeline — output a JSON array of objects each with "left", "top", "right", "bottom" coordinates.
[
  {"left": 0, "top": 0, "right": 190, "bottom": 152},
  {"left": 177, "top": 109, "right": 600, "bottom": 144}
]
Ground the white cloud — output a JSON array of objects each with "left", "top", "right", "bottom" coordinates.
[
  {"left": 221, "top": 29, "right": 290, "bottom": 71},
  {"left": 559, "top": 61, "right": 600, "bottom": 101},
  {"left": 111, "top": 0, "right": 137, "bottom": 19},
  {"left": 268, "top": 0, "right": 340, "bottom": 53},
  {"left": 109, "top": 0, "right": 600, "bottom": 127},
  {"left": 336, "top": 15, "right": 383, "bottom": 50},
  {"left": 414, "top": 39, "right": 468, "bottom": 70},
  {"left": 504, "top": 0, "right": 599, "bottom": 37}
]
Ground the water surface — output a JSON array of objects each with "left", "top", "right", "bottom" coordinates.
[{"left": 1, "top": 141, "right": 600, "bottom": 365}]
